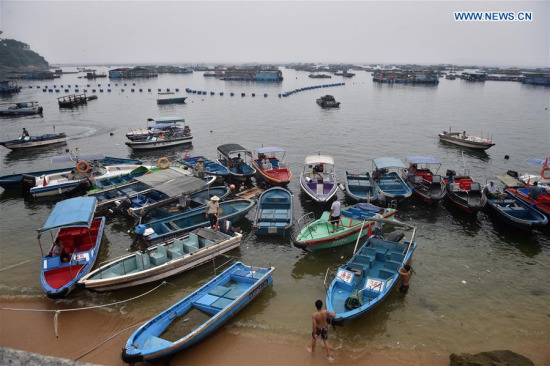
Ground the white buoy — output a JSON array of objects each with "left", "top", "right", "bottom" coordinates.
[{"left": 461, "top": 280, "right": 467, "bottom": 284}]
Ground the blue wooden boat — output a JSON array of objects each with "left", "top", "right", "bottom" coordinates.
[
  {"left": 90, "top": 165, "right": 151, "bottom": 190},
  {"left": 486, "top": 190, "right": 548, "bottom": 230},
  {"left": 121, "top": 262, "right": 274, "bottom": 363},
  {"left": 325, "top": 219, "right": 417, "bottom": 325},
  {"left": 216, "top": 144, "right": 256, "bottom": 180},
  {"left": 139, "top": 198, "right": 256, "bottom": 245},
  {"left": 372, "top": 157, "right": 412, "bottom": 203},
  {"left": 137, "top": 186, "right": 231, "bottom": 221},
  {"left": 38, "top": 197, "right": 106, "bottom": 298},
  {"left": 157, "top": 96, "right": 187, "bottom": 105},
  {"left": 344, "top": 171, "right": 378, "bottom": 202},
  {"left": 253, "top": 187, "right": 292, "bottom": 235},
  {"left": 0, "top": 133, "right": 66, "bottom": 150},
  {"left": 299, "top": 154, "right": 338, "bottom": 203},
  {"left": 178, "top": 155, "right": 231, "bottom": 177},
  {"left": 0, "top": 155, "right": 142, "bottom": 190}
]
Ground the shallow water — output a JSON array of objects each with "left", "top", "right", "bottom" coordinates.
[{"left": 0, "top": 68, "right": 549, "bottom": 358}]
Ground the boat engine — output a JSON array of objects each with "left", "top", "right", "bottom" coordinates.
[
  {"left": 21, "top": 174, "right": 36, "bottom": 195},
  {"left": 386, "top": 231, "right": 405, "bottom": 242}
]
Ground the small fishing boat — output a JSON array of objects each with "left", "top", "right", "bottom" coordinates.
[
  {"left": 88, "top": 165, "right": 152, "bottom": 192},
  {"left": 38, "top": 197, "right": 106, "bottom": 298},
  {"left": 518, "top": 158, "right": 550, "bottom": 188},
  {"left": 253, "top": 187, "right": 293, "bottom": 235},
  {"left": 121, "top": 262, "right": 274, "bottom": 364},
  {"left": 139, "top": 198, "right": 256, "bottom": 245},
  {"left": 316, "top": 95, "right": 340, "bottom": 108},
  {"left": 444, "top": 169, "right": 486, "bottom": 214},
  {"left": 126, "top": 117, "right": 188, "bottom": 141},
  {"left": 438, "top": 128, "right": 495, "bottom": 150},
  {"left": 299, "top": 154, "right": 338, "bottom": 203},
  {"left": 251, "top": 147, "right": 292, "bottom": 186},
  {"left": 344, "top": 171, "right": 378, "bottom": 203},
  {"left": 309, "top": 74, "right": 332, "bottom": 79},
  {"left": 0, "top": 80, "right": 22, "bottom": 94},
  {"left": 88, "top": 167, "right": 201, "bottom": 214},
  {"left": 506, "top": 186, "right": 550, "bottom": 217},
  {"left": 216, "top": 144, "right": 256, "bottom": 180},
  {"left": 0, "top": 101, "right": 43, "bottom": 116},
  {"left": 178, "top": 155, "right": 231, "bottom": 178},
  {"left": 0, "top": 132, "right": 67, "bottom": 150},
  {"left": 402, "top": 156, "right": 446, "bottom": 204},
  {"left": 28, "top": 161, "right": 145, "bottom": 198},
  {"left": 0, "top": 155, "right": 142, "bottom": 190},
  {"left": 136, "top": 186, "right": 231, "bottom": 222},
  {"left": 79, "top": 228, "right": 242, "bottom": 292},
  {"left": 125, "top": 125, "right": 193, "bottom": 150},
  {"left": 58, "top": 94, "right": 87, "bottom": 108},
  {"left": 325, "top": 219, "right": 417, "bottom": 325},
  {"left": 372, "top": 157, "right": 412, "bottom": 204},
  {"left": 486, "top": 190, "right": 547, "bottom": 230},
  {"left": 293, "top": 203, "right": 397, "bottom": 252},
  {"left": 157, "top": 93, "right": 187, "bottom": 105}
]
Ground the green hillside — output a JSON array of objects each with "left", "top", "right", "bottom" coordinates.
[{"left": 0, "top": 34, "right": 49, "bottom": 69}]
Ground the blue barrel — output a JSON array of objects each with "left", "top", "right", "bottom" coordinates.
[
  {"left": 108, "top": 89, "right": 111, "bottom": 92},
  {"left": 264, "top": 93, "right": 268, "bottom": 97},
  {"left": 175, "top": 88, "right": 179, "bottom": 92},
  {"left": 230, "top": 92, "right": 234, "bottom": 96},
  {"left": 28, "top": 86, "right": 32, "bottom": 88},
  {"left": 87, "top": 84, "right": 90, "bottom": 87},
  {"left": 75, "top": 89, "right": 79, "bottom": 92},
  {"left": 43, "top": 89, "right": 46, "bottom": 92},
  {"left": 158, "top": 88, "right": 161, "bottom": 92},
  {"left": 139, "top": 89, "right": 143, "bottom": 92},
  {"left": 75, "top": 85, "right": 78, "bottom": 88},
  {"left": 220, "top": 92, "right": 224, "bottom": 96},
  {"left": 251, "top": 93, "right": 255, "bottom": 97},
  {"left": 121, "top": 89, "right": 124, "bottom": 92},
  {"left": 64, "top": 89, "right": 69, "bottom": 92},
  {"left": 92, "top": 89, "right": 96, "bottom": 92},
  {"left": 84, "top": 89, "right": 87, "bottom": 93},
  {"left": 108, "top": 84, "right": 110, "bottom": 87},
  {"left": 124, "top": 83, "right": 127, "bottom": 86},
  {"left": 54, "top": 85, "right": 57, "bottom": 88},
  {"left": 133, "top": 83, "right": 136, "bottom": 86},
  {"left": 49, "top": 89, "right": 53, "bottom": 92},
  {"left": 134, "top": 224, "right": 146, "bottom": 235},
  {"left": 210, "top": 91, "right": 214, "bottom": 95},
  {"left": 241, "top": 93, "right": 245, "bottom": 97},
  {"left": 148, "top": 89, "right": 151, "bottom": 92},
  {"left": 166, "top": 88, "right": 170, "bottom": 92},
  {"left": 278, "top": 93, "right": 281, "bottom": 97},
  {"left": 55, "top": 89, "right": 60, "bottom": 92},
  {"left": 100, "top": 89, "right": 104, "bottom": 92},
  {"left": 98, "top": 84, "right": 101, "bottom": 87},
  {"left": 115, "top": 83, "right": 118, "bottom": 86},
  {"left": 68, "top": 84, "right": 71, "bottom": 87},
  {"left": 131, "top": 89, "right": 135, "bottom": 92}
]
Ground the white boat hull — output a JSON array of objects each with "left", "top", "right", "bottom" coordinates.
[{"left": 125, "top": 136, "right": 193, "bottom": 150}]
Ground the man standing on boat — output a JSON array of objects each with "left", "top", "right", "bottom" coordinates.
[
  {"left": 196, "top": 158, "right": 205, "bottom": 179},
  {"left": 373, "top": 208, "right": 385, "bottom": 238},
  {"left": 307, "top": 299, "right": 335, "bottom": 362},
  {"left": 22, "top": 128, "right": 29, "bottom": 138},
  {"left": 205, "top": 196, "right": 221, "bottom": 228},
  {"left": 329, "top": 199, "right": 341, "bottom": 232}
]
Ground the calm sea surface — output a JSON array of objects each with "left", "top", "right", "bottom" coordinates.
[{"left": 1, "top": 68, "right": 549, "bottom": 359}]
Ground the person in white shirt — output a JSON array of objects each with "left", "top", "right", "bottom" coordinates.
[
  {"left": 205, "top": 196, "right": 220, "bottom": 227},
  {"left": 329, "top": 199, "right": 341, "bottom": 232}
]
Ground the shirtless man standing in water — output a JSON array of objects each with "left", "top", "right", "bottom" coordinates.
[{"left": 307, "top": 299, "right": 336, "bottom": 362}]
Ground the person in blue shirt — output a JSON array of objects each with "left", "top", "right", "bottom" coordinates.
[{"left": 529, "top": 181, "right": 541, "bottom": 200}]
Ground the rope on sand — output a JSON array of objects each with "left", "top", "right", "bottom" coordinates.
[
  {"left": 0, "top": 257, "right": 40, "bottom": 272},
  {"left": 1, "top": 281, "right": 167, "bottom": 337},
  {"left": 74, "top": 321, "right": 146, "bottom": 362}
]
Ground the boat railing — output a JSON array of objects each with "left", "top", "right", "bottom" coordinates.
[
  {"left": 296, "top": 212, "right": 316, "bottom": 236},
  {"left": 323, "top": 267, "right": 338, "bottom": 291},
  {"left": 212, "top": 254, "right": 239, "bottom": 276}
]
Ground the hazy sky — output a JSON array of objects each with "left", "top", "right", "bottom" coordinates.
[{"left": 1, "top": 1, "right": 548, "bottom": 67}]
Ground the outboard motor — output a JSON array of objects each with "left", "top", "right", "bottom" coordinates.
[
  {"left": 446, "top": 169, "right": 456, "bottom": 179},
  {"left": 21, "top": 174, "right": 36, "bottom": 195},
  {"left": 63, "top": 179, "right": 92, "bottom": 198},
  {"left": 506, "top": 170, "right": 519, "bottom": 178}
]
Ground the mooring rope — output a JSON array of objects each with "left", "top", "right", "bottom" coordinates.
[
  {"left": 0, "top": 257, "right": 40, "bottom": 272},
  {"left": 74, "top": 321, "right": 146, "bottom": 362},
  {"left": 1, "top": 280, "right": 167, "bottom": 337}
]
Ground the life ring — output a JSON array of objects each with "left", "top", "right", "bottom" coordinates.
[
  {"left": 541, "top": 158, "right": 550, "bottom": 179},
  {"left": 76, "top": 161, "right": 90, "bottom": 174},
  {"left": 158, "top": 157, "right": 170, "bottom": 169}
]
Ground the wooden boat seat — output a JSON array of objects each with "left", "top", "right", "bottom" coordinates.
[
  {"left": 150, "top": 245, "right": 168, "bottom": 266},
  {"left": 166, "top": 221, "right": 180, "bottom": 230},
  {"left": 377, "top": 269, "right": 394, "bottom": 280},
  {"left": 136, "top": 252, "right": 151, "bottom": 270},
  {"left": 384, "top": 261, "right": 401, "bottom": 271},
  {"left": 143, "top": 336, "right": 172, "bottom": 350},
  {"left": 167, "top": 239, "right": 185, "bottom": 258},
  {"left": 209, "top": 285, "right": 230, "bottom": 297}
]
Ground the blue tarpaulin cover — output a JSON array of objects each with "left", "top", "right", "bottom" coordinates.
[
  {"left": 38, "top": 197, "right": 97, "bottom": 234},
  {"left": 525, "top": 158, "right": 549, "bottom": 167},
  {"left": 406, "top": 156, "right": 441, "bottom": 165},
  {"left": 373, "top": 157, "right": 406, "bottom": 169},
  {"left": 357, "top": 203, "right": 382, "bottom": 212}
]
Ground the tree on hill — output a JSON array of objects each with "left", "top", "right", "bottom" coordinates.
[{"left": 0, "top": 34, "right": 49, "bottom": 69}]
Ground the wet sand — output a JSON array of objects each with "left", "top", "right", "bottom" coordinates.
[{"left": 0, "top": 299, "right": 451, "bottom": 365}]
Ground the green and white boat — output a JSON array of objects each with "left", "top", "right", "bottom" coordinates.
[{"left": 293, "top": 203, "right": 397, "bottom": 252}]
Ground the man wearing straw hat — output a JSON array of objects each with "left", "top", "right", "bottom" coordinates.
[
  {"left": 196, "top": 157, "right": 205, "bottom": 179},
  {"left": 205, "top": 195, "right": 221, "bottom": 228}
]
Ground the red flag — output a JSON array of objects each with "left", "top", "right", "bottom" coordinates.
[{"left": 42, "top": 176, "right": 47, "bottom": 187}]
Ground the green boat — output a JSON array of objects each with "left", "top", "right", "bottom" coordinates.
[{"left": 293, "top": 203, "right": 397, "bottom": 252}]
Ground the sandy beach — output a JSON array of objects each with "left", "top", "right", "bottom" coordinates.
[{"left": 0, "top": 298, "right": 451, "bottom": 366}]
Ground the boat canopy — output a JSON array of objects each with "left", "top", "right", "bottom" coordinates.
[
  {"left": 135, "top": 168, "right": 189, "bottom": 187},
  {"left": 305, "top": 155, "right": 334, "bottom": 165},
  {"left": 147, "top": 117, "right": 184, "bottom": 124},
  {"left": 495, "top": 173, "right": 525, "bottom": 188},
  {"left": 149, "top": 124, "right": 182, "bottom": 129},
  {"left": 373, "top": 157, "right": 406, "bottom": 169},
  {"left": 38, "top": 197, "right": 97, "bottom": 234},
  {"left": 51, "top": 153, "right": 105, "bottom": 164},
  {"left": 257, "top": 147, "right": 286, "bottom": 154},
  {"left": 406, "top": 156, "right": 441, "bottom": 165},
  {"left": 153, "top": 175, "right": 206, "bottom": 197},
  {"left": 525, "top": 158, "right": 549, "bottom": 167},
  {"left": 217, "top": 144, "right": 252, "bottom": 157}
]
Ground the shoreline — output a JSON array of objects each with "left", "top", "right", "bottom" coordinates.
[
  {"left": 2, "top": 298, "right": 548, "bottom": 365},
  {"left": 0, "top": 298, "right": 450, "bottom": 365}
]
